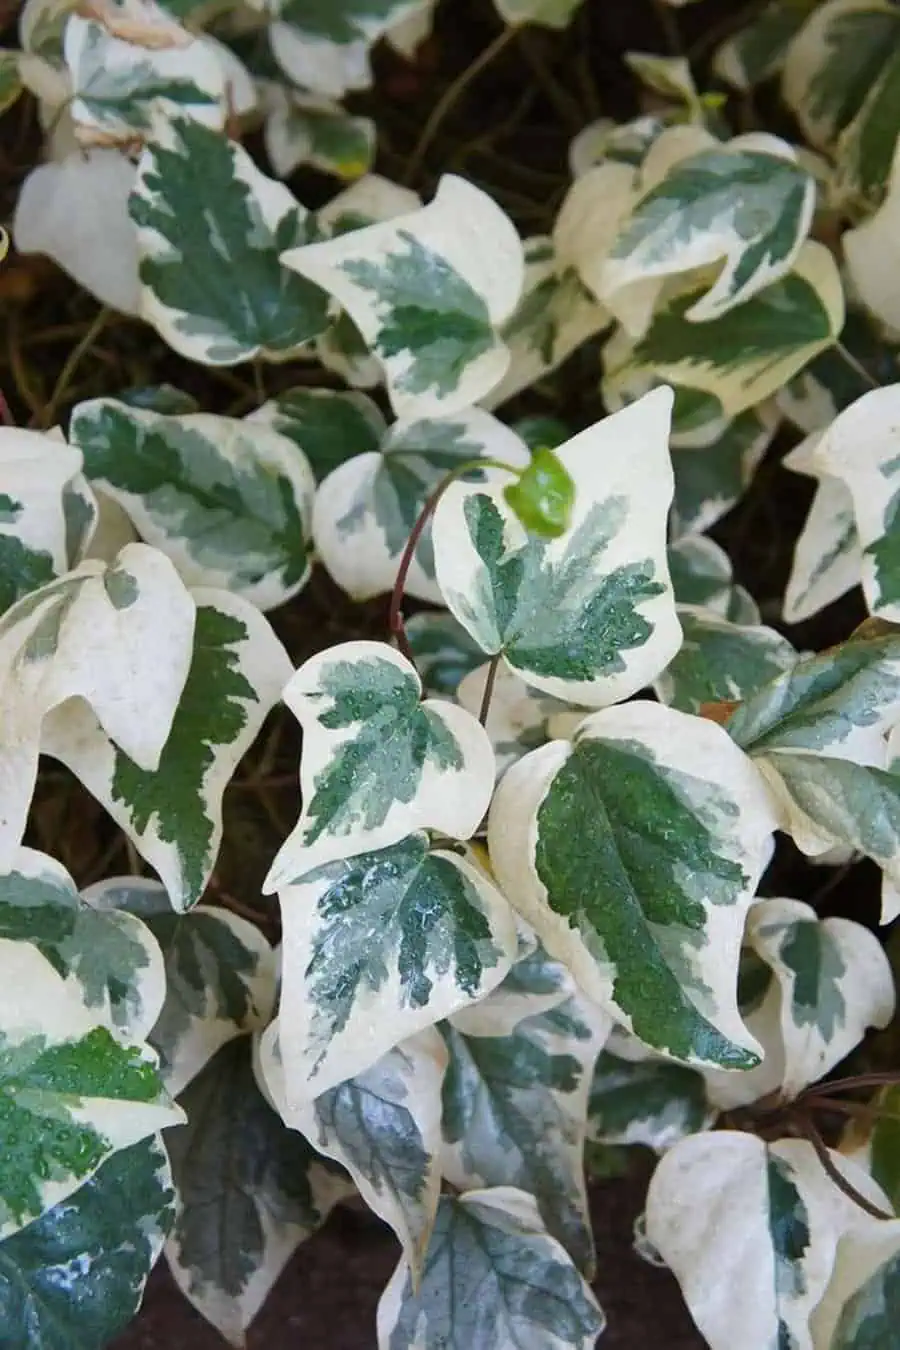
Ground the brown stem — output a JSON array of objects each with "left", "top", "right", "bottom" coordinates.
[
  {"left": 798, "top": 1072, "right": 900, "bottom": 1102},
  {"left": 478, "top": 651, "right": 503, "bottom": 726},
  {"left": 795, "top": 1110, "right": 894, "bottom": 1221}
]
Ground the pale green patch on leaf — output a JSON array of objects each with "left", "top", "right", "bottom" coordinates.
[
  {"left": 273, "top": 833, "right": 516, "bottom": 1102},
  {"left": 647, "top": 1133, "right": 887, "bottom": 1350},
  {"left": 0, "top": 1136, "right": 175, "bottom": 1350},
  {"left": 43, "top": 590, "right": 291, "bottom": 912},
  {"left": 313, "top": 407, "right": 529, "bottom": 603},
  {"left": 165, "top": 1035, "right": 349, "bottom": 1346},
  {"left": 433, "top": 390, "right": 680, "bottom": 709},
  {"left": 86, "top": 880, "right": 277, "bottom": 1096},
  {"left": 0, "top": 427, "right": 84, "bottom": 616},
  {"left": 671, "top": 407, "right": 778, "bottom": 538},
  {"left": 376, "top": 1187, "right": 604, "bottom": 1350},
  {"left": 0, "top": 50, "right": 23, "bottom": 116},
  {"left": 261, "top": 1024, "right": 445, "bottom": 1276},
  {"left": 0, "top": 849, "right": 165, "bottom": 1042},
  {"left": 281, "top": 174, "right": 524, "bottom": 419},
  {"left": 64, "top": 14, "right": 226, "bottom": 145},
  {"left": 265, "top": 642, "right": 496, "bottom": 889},
  {"left": 0, "top": 937, "right": 182, "bottom": 1239},
  {"left": 603, "top": 242, "right": 845, "bottom": 418},
  {"left": 265, "top": 89, "right": 375, "bottom": 180},
  {"left": 488, "top": 700, "right": 776, "bottom": 1069},
  {"left": 603, "top": 138, "right": 815, "bottom": 322},
  {"left": 247, "top": 385, "right": 386, "bottom": 484},
  {"left": 405, "top": 611, "right": 485, "bottom": 698},
  {"left": 130, "top": 115, "right": 330, "bottom": 364},
  {"left": 440, "top": 981, "right": 610, "bottom": 1274},
  {"left": 588, "top": 1049, "right": 712, "bottom": 1152},
  {"left": 654, "top": 606, "right": 798, "bottom": 714},
  {"left": 71, "top": 398, "right": 315, "bottom": 610},
  {"left": 0, "top": 542, "right": 195, "bottom": 869}
]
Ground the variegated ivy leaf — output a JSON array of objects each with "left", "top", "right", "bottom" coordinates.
[
  {"left": 783, "top": 0, "right": 900, "bottom": 205},
  {"left": 405, "top": 610, "right": 485, "bottom": 698},
  {"left": 85, "top": 879, "right": 277, "bottom": 1095},
  {"left": 0, "top": 50, "right": 23, "bottom": 116},
  {"left": 713, "top": 0, "right": 819, "bottom": 91},
  {"left": 64, "top": 14, "right": 226, "bottom": 144},
  {"left": 43, "top": 589, "right": 292, "bottom": 912},
  {"left": 165, "top": 1034, "right": 350, "bottom": 1346},
  {"left": 274, "top": 833, "right": 517, "bottom": 1102},
  {"left": 727, "top": 634, "right": 900, "bottom": 915},
  {"left": 130, "top": 115, "right": 330, "bottom": 364},
  {"left": 281, "top": 174, "right": 524, "bottom": 419},
  {"left": 588, "top": 1049, "right": 712, "bottom": 1152},
  {"left": 783, "top": 438, "right": 862, "bottom": 626},
  {"left": 625, "top": 52, "right": 702, "bottom": 113},
  {"left": 377, "top": 1187, "right": 605, "bottom": 1350},
  {"left": 776, "top": 310, "right": 899, "bottom": 437},
  {"left": 14, "top": 148, "right": 141, "bottom": 315},
  {"left": 0, "top": 542, "right": 195, "bottom": 868},
  {"left": 0, "top": 427, "right": 84, "bottom": 615},
  {"left": 449, "top": 929, "right": 574, "bottom": 1038},
  {"left": 70, "top": 398, "right": 315, "bottom": 610},
  {"left": 313, "top": 407, "right": 530, "bottom": 604},
  {"left": 482, "top": 236, "right": 609, "bottom": 411},
  {"left": 602, "top": 242, "right": 845, "bottom": 418},
  {"left": 0, "top": 1136, "right": 175, "bottom": 1350},
  {"left": 646, "top": 1133, "right": 889, "bottom": 1350},
  {"left": 19, "top": 0, "right": 72, "bottom": 61},
  {"left": 602, "top": 136, "right": 816, "bottom": 323},
  {"left": 265, "top": 642, "right": 495, "bottom": 889},
  {"left": 811, "top": 1221, "right": 900, "bottom": 1349},
  {"left": 63, "top": 471, "right": 100, "bottom": 569},
  {"left": 457, "top": 660, "right": 585, "bottom": 779},
  {"left": 670, "top": 406, "right": 778, "bottom": 538},
  {"left": 247, "top": 385, "right": 386, "bottom": 484},
  {"left": 668, "top": 535, "right": 761, "bottom": 623},
  {"left": 844, "top": 142, "right": 900, "bottom": 335},
  {"left": 433, "top": 389, "right": 680, "bottom": 709},
  {"left": 261, "top": 1023, "right": 445, "bottom": 1277},
  {"left": 654, "top": 606, "right": 798, "bottom": 715},
  {"left": 440, "top": 978, "right": 611, "bottom": 1274},
  {"left": 264, "top": 88, "right": 375, "bottom": 180},
  {"left": 553, "top": 160, "right": 642, "bottom": 328},
  {"left": 489, "top": 700, "right": 777, "bottom": 1069},
  {"left": 493, "top": 0, "right": 584, "bottom": 28},
  {"left": 0, "top": 849, "right": 165, "bottom": 1042},
  {"left": 568, "top": 114, "right": 668, "bottom": 178},
  {"left": 0, "top": 937, "right": 182, "bottom": 1240},
  {"left": 810, "top": 385, "right": 900, "bottom": 622},
  {"left": 268, "top": 0, "right": 429, "bottom": 99}
]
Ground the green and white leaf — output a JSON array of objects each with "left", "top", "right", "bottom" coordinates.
[
  {"left": 265, "top": 642, "right": 496, "bottom": 888},
  {"left": 448, "top": 930, "right": 575, "bottom": 1039},
  {"left": 844, "top": 142, "right": 900, "bottom": 334},
  {"left": 85, "top": 880, "right": 277, "bottom": 1095},
  {"left": 165, "top": 1034, "right": 349, "bottom": 1347},
  {"left": 713, "top": 0, "right": 819, "bottom": 90},
  {"left": 0, "top": 849, "right": 165, "bottom": 1042},
  {"left": 433, "top": 389, "right": 680, "bottom": 708},
  {"left": 810, "top": 385, "right": 900, "bottom": 622},
  {"left": 0, "top": 50, "right": 23, "bottom": 117},
  {"left": 268, "top": 0, "right": 430, "bottom": 99},
  {"left": 783, "top": 437, "right": 862, "bottom": 625},
  {"left": 602, "top": 242, "right": 845, "bottom": 418},
  {"left": 602, "top": 137, "right": 815, "bottom": 323},
  {"left": 456, "top": 660, "right": 585, "bottom": 778},
  {"left": 567, "top": 114, "right": 668, "bottom": 178},
  {"left": 488, "top": 700, "right": 777, "bottom": 1069},
  {"left": 42, "top": 589, "right": 292, "bottom": 912},
  {"left": 264, "top": 88, "right": 375, "bottom": 180},
  {"left": 440, "top": 981, "right": 611, "bottom": 1273},
  {"left": 71, "top": 398, "right": 315, "bottom": 610},
  {"left": 667, "top": 534, "right": 754, "bottom": 618},
  {"left": 553, "top": 160, "right": 643, "bottom": 327},
  {"left": 247, "top": 385, "right": 386, "bottom": 484},
  {"left": 654, "top": 606, "right": 798, "bottom": 714},
  {"left": 776, "top": 310, "right": 897, "bottom": 437},
  {"left": 130, "top": 115, "right": 329, "bottom": 364},
  {"left": 261, "top": 1023, "right": 445, "bottom": 1276},
  {"left": 624, "top": 52, "right": 702, "bottom": 112},
  {"left": 64, "top": 14, "right": 226, "bottom": 143},
  {"left": 0, "top": 542, "right": 195, "bottom": 868},
  {"left": 483, "top": 236, "right": 609, "bottom": 410},
  {"left": 405, "top": 610, "right": 485, "bottom": 698},
  {"left": 670, "top": 406, "right": 778, "bottom": 538},
  {"left": 281, "top": 174, "right": 524, "bottom": 419},
  {"left": 646, "top": 1132, "right": 889, "bottom": 1350},
  {"left": 313, "top": 407, "right": 529, "bottom": 603},
  {"left": 811, "top": 1220, "right": 900, "bottom": 1350},
  {"left": 0, "top": 937, "right": 182, "bottom": 1239},
  {"left": 0, "top": 427, "right": 84, "bottom": 615},
  {"left": 0, "top": 1136, "right": 175, "bottom": 1350},
  {"left": 588, "top": 1048, "right": 713, "bottom": 1152},
  {"left": 376, "top": 1187, "right": 605, "bottom": 1350},
  {"left": 274, "top": 833, "right": 516, "bottom": 1101}
]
